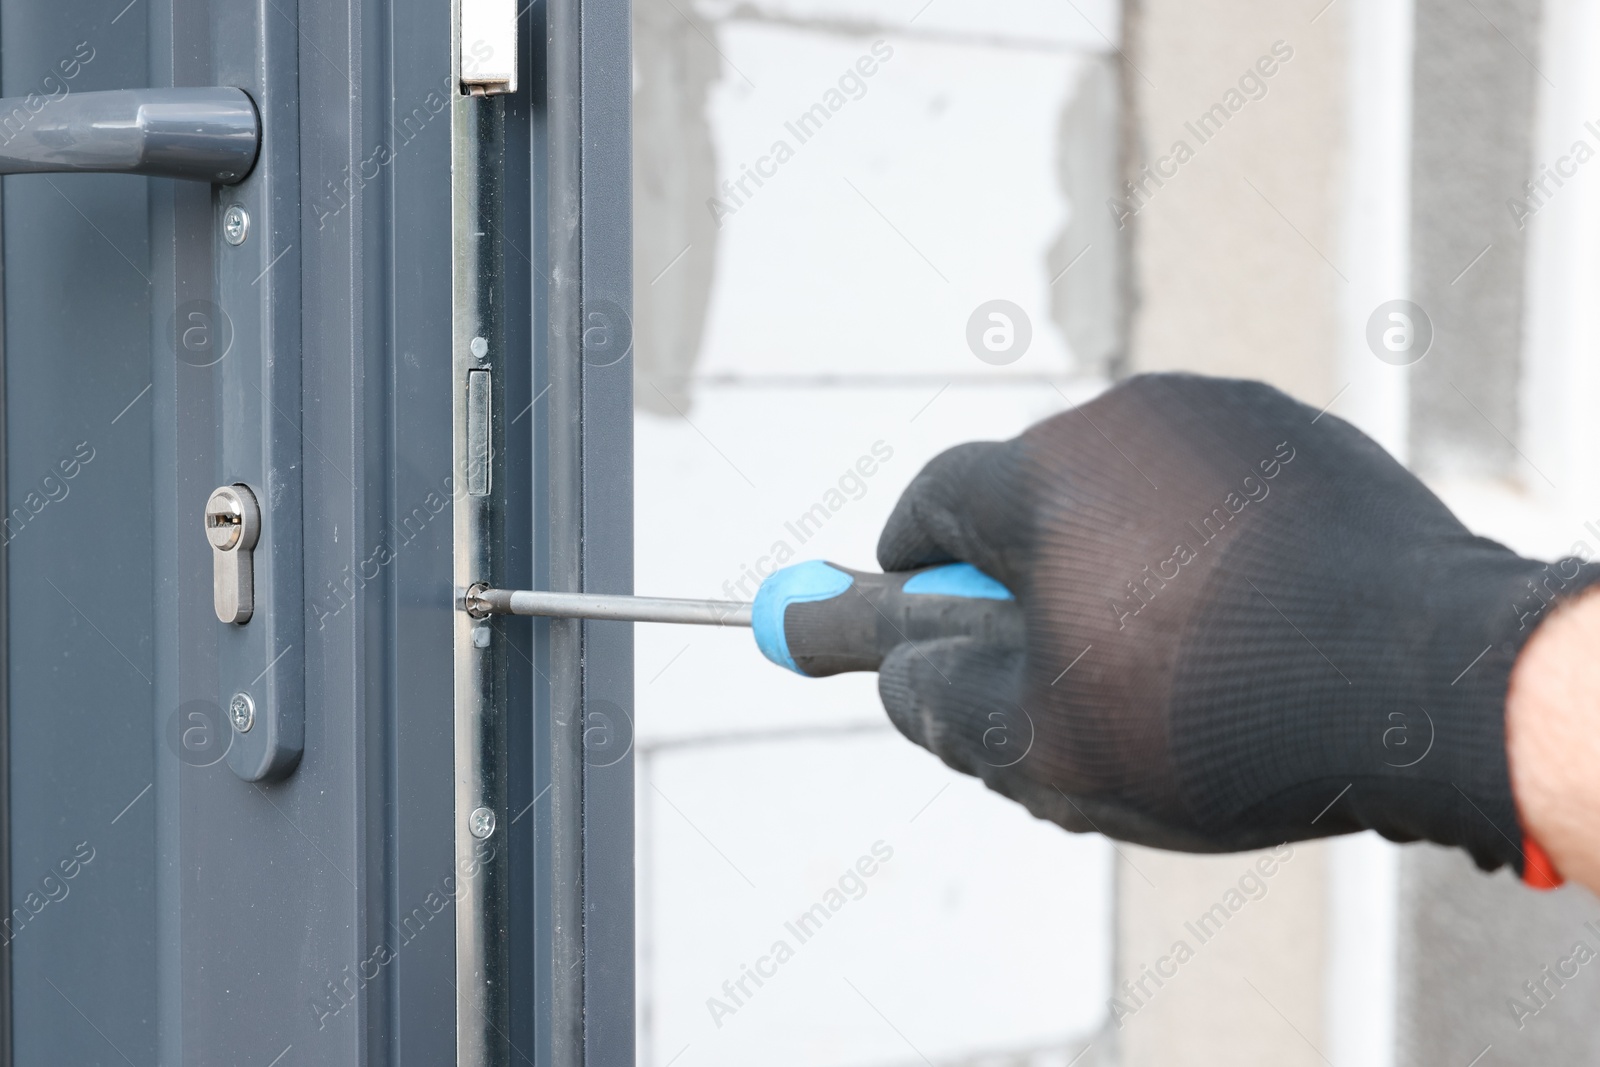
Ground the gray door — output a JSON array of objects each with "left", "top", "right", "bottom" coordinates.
[{"left": 0, "top": 0, "right": 632, "bottom": 1062}]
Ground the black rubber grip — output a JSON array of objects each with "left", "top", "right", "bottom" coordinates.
[{"left": 780, "top": 564, "right": 1023, "bottom": 678}]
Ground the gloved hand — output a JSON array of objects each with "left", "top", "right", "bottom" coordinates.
[{"left": 876, "top": 373, "right": 1600, "bottom": 873}]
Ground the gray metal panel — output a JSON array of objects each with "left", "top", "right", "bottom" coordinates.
[
  {"left": 0, "top": 0, "right": 634, "bottom": 1059},
  {"left": 281, "top": 0, "right": 391, "bottom": 1052},
  {"left": 578, "top": 0, "right": 636, "bottom": 1060},
  {"left": 2, "top": 3, "right": 160, "bottom": 1062},
  {"left": 388, "top": 0, "right": 460, "bottom": 1059},
  {"left": 212, "top": 0, "right": 305, "bottom": 784},
  {"left": 537, "top": 0, "right": 636, "bottom": 1060},
  {"left": 0, "top": 144, "right": 9, "bottom": 1067},
  {"left": 147, "top": 0, "right": 351, "bottom": 1056},
  {"left": 540, "top": 0, "right": 589, "bottom": 1053}
]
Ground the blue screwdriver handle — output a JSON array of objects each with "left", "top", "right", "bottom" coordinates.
[{"left": 751, "top": 561, "right": 1021, "bottom": 677}]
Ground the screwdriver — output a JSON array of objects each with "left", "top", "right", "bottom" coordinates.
[{"left": 465, "top": 560, "right": 1022, "bottom": 677}]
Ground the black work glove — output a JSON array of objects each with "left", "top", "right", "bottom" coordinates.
[{"left": 877, "top": 373, "right": 1600, "bottom": 873}]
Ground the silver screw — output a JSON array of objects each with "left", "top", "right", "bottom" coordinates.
[
  {"left": 222, "top": 205, "right": 250, "bottom": 246},
  {"left": 469, "top": 806, "right": 496, "bottom": 839},
  {"left": 229, "top": 692, "right": 256, "bottom": 733},
  {"left": 470, "top": 336, "right": 489, "bottom": 361}
]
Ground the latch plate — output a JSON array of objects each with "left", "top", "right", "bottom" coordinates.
[
  {"left": 460, "top": 0, "right": 517, "bottom": 95},
  {"left": 207, "top": 0, "right": 305, "bottom": 785}
]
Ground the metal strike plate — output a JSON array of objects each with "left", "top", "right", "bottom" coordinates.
[{"left": 205, "top": 484, "right": 260, "bottom": 624}]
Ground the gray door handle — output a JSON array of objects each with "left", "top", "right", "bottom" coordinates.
[{"left": 0, "top": 87, "right": 259, "bottom": 184}]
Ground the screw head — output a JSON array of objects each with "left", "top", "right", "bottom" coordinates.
[
  {"left": 229, "top": 692, "right": 256, "bottom": 733},
  {"left": 222, "top": 205, "right": 250, "bottom": 246},
  {"left": 469, "top": 806, "right": 496, "bottom": 839}
]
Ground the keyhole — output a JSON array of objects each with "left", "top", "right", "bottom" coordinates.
[{"left": 206, "top": 497, "right": 245, "bottom": 550}]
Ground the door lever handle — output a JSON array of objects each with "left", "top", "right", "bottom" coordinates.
[{"left": 0, "top": 87, "right": 259, "bottom": 184}]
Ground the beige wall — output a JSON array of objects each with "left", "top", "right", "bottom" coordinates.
[
  {"left": 1115, "top": 844, "right": 1328, "bottom": 1066},
  {"left": 1115, "top": 2, "right": 1347, "bottom": 1063},
  {"left": 1124, "top": 0, "right": 1345, "bottom": 406}
]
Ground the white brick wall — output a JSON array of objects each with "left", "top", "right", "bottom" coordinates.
[{"left": 634, "top": 8, "right": 1117, "bottom": 1064}]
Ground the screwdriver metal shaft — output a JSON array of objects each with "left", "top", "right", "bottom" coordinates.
[
  {"left": 466, "top": 584, "right": 753, "bottom": 626},
  {"left": 466, "top": 562, "right": 1020, "bottom": 677}
]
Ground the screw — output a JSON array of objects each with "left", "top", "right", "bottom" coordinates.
[
  {"left": 470, "top": 336, "right": 489, "bottom": 361},
  {"left": 229, "top": 692, "right": 256, "bottom": 733},
  {"left": 222, "top": 205, "right": 250, "bottom": 246},
  {"left": 469, "top": 806, "right": 496, "bottom": 839}
]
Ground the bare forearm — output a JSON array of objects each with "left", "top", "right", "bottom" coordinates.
[{"left": 1508, "top": 585, "right": 1600, "bottom": 893}]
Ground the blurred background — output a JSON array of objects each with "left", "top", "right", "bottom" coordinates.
[{"left": 629, "top": 0, "right": 1600, "bottom": 1063}]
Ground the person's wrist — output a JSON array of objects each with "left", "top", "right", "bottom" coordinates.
[{"left": 1506, "top": 582, "right": 1600, "bottom": 893}]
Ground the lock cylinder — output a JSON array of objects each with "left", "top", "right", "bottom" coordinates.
[{"left": 205, "top": 484, "right": 261, "bottom": 624}]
